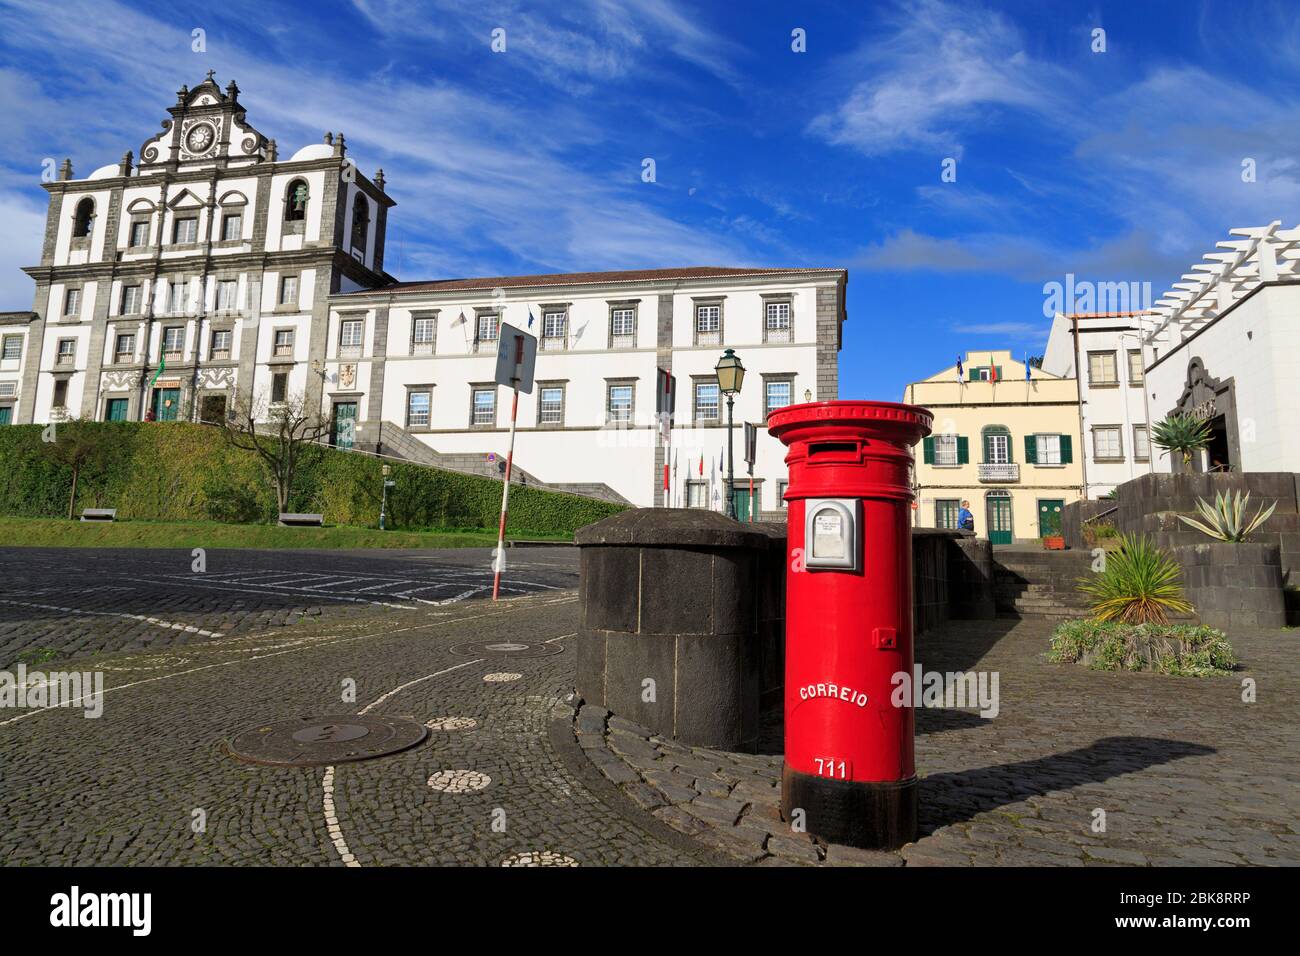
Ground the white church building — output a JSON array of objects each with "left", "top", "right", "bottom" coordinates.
[{"left": 0, "top": 75, "right": 846, "bottom": 513}]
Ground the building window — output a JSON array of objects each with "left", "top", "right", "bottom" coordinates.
[
  {"left": 2, "top": 336, "right": 21, "bottom": 361},
  {"left": 969, "top": 365, "right": 1001, "bottom": 382},
  {"left": 411, "top": 315, "right": 436, "bottom": 354},
  {"left": 56, "top": 338, "right": 76, "bottom": 366},
  {"left": 129, "top": 220, "right": 150, "bottom": 247},
  {"left": 1088, "top": 350, "right": 1118, "bottom": 386},
  {"left": 542, "top": 311, "right": 567, "bottom": 350},
  {"left": 210, "top": 329, "right": 232, "bottom": 361},
  {"left": 609, "top": 307, "right": 636, "bottom": 348},
  {"left": 1035, "top": 433, "right": 1062, "bottom": 465},
  {"left": 173, "top": 217, "right": 198, "bottom": 244},
  {"left": 764, "top": 300, "right": 791, "bottom": 343},
  {"left": 933, "top": 434, "right": 959, "bottom": 466},
  {"left": 168, "top": 281, "right": 186, "bottom": 315},
  {"left": 284, "top": 180, "right": 309, "bottom": 221},
  {"left": 694, "top": 381, "right": 720, "bottom": 422},
  {"left": 339, "top": 318, "right": 363, "bottom": 353},
  {"left": 119, "top": 285, "right": 142, "bottom": 315},
  {"left": 776, "top": 480, "right": 788, "bottom": 509},
  {"left": 221, "top": 213, "right": 242, "bottom": 242},
  {"left": 279, "top": 275, "right": 299, "bottom": 306},
  {"left": 1093, "top": 425, "right": 1123, "bottom": 461},
  {"left": 270, "top": 371, "right": 287, "bottom": 404},
  {"left": 606, "top": 383, "right": 634, "bottom": 425},
  {"left": 72, "top": 198, "right": 95, "bottom": 238},
  {"left": 472, "top": 387, "right": 496, "bottom": 426},
  {"left": 764, "top": 378, "right": 792, "bottom": 417},
  {"left": 52, "top": 379, "right": 68, "bottom": 409},
  {"left": 162, "top": 326, "right": 184, "bottom": 358},
  {"left": 686, "top": 480, "right": 708, "bottom": 509},
  {"left": 538, "top": 385, "right": 564, "bottom": 426},
  {"left": 983, "top": 425, "right": 1011, "bottom": 463},
  {"left": 114, "top": 333, "right": 135, "bottom": 363},
  {"left": 1127, "top": 349, "right": 1144, "bottom": 385},
  {"left": 694, "top": 303, "right": 722, "bottom": 345},
  {"left": 475, "top": 313, "right": 499, "bottom": 352},
  {"left": 406, "top": 389, "right": 431, "bottom": 428},
  {"left": 217, "top": 280, "right": 238, "bottom": 312},
  {"left": 1133, "top": 425, "right": 1150, "bottom": 461},
  {"left": 273, "top": 329, "right": 294, "bottom": 357},
  {"left": 63, "top": 288, "right": 81, "bottom": 316},
  {"left": 351, "top": 193, "right": 369, "bottom": 255},
  {"left": 935, "top": 499, "right": 961, "bottom": 530}
]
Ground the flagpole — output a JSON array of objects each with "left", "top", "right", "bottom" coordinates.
[{"left": 492, "top": 335, "right": 524, "bottom": 602}]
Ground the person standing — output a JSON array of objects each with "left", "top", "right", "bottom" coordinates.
[{"left": 958, "top": 499, "right": 974, "bottom": 532}]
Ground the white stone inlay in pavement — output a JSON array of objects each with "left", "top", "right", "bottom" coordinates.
[
  {"left": 427, "top": 770, "right": 492, "bottom": 793},
  {"left": 483, "top": 673, "right": 523, "bottom": 682},
  {"left": 500, "top": 851, "right": 579, "bottom": 867},
  {"left": 426, "top": 717, "right": 478, "bottom": 731}
]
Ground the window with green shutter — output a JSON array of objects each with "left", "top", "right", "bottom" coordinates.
[
  {"left": 1025, "top": 434, "right": 1037, "bottom": 464},
  {"left": 1060, "top": 434, "right": 1073, "bottom": 464},
  {"left": 922, "top": 435, "right": 934, "bottom": 464},
  {"left": 956, "top": 435, "right": 969, "bottom": 464}
]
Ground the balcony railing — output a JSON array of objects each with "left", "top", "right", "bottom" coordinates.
[{"left": 978, "top": 462, "right": 1019, "bottom": 482}]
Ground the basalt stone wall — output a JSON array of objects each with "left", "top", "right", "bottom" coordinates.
[
  {"left": 1062, "top": 500, "right": 1116, "bottom": 551},
  {"left": 912, "top": 528, "right": 952, "bottom": 636},
  {"left": 575, "top": 509, "right": 766, "bottom": 752},
  {"left": 1172, "top": 542, "right": 1287, "bottom": 629},
  {"left": 750, "top": 522, "right": 788, "bottom": 708},
  {"left": 947, "top": 533, "right": 998, "bottom": 621}
]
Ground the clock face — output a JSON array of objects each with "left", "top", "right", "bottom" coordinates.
[{"left": 186, "top": 123, "right": 215, "bottom": 153}]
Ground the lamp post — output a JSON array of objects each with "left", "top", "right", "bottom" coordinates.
[
  {"left": 379, "top": 463, "right": 392, "bottom": 531},
  {"left": 715, "top": 348, "right": 745, "bottom": 519}
]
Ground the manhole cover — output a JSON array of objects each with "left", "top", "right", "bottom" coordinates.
[
  {"left": 227, "top": 715, "right": 428, "bottom": 767},
  {"left": 451, "top": 640, "right": 564, "bottom": 659}
]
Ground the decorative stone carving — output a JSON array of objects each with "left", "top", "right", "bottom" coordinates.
[{"left": 339, "top": 364, "right": 357, "bottom": 389}]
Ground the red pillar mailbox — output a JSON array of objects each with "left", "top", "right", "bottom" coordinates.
[{"left": 768, "top": 400, "right": 932, "bottom": 850}]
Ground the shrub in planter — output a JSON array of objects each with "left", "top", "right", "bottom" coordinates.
[{"left": 1048, "top": 619, "right": 1236, "bottom": 676}]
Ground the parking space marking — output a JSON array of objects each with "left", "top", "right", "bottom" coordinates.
[{"left": 0, "top": 598, "right": 224, "bottom": 638}]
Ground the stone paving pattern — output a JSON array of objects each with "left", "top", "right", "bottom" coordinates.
[
  {"left": 576, "top": 618, "right": 1300, "bottom": 866},
  {"left": 2, "top": 544, "right": 1295, "bottom": 867}
]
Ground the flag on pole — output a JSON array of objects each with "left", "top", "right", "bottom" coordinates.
[
  {"left": 148, "top": 355, "right": 167, "bottom": 391},
  {"left": 527, "top": 308, "right": 536, "bottom": 330},
  {"left": 698, "top": 455, "right": 704, "bottom": 476},
  {"left": 454, "top": 311, "right": 466, "bottom": 325},
  {"left": 1025, "top": 352, "right": 1032, "bottom": 382},
  {"left": 955, "top": 355, "right": 964, "bottom": 382}
]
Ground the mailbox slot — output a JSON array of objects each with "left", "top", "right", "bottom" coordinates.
[
  {"left": 807, "top": 441, "right": 863, "bottom": 466},
  {"left": 803, "top": 497, "right": 860, "bottom": 571}
]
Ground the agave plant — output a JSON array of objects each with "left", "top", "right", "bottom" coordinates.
[
  {"left": 1150, "top": 413, "right": 1212, "bottom": 466},
  {"left": 1077, "top": 533, "right": 1193, "bottom": 625},
  {"left": 1178, "top": 490, "right": 1277, "bottom": 542}
]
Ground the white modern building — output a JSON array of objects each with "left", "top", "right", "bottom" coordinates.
[
  {"left": 2, "top": 74, "right": 846, "bottom": 513},
  {"left": 1140, "top": 222, "right": 1300, "bottom": 474},
  {"left": 1042, "top": 311, "right": 1156, "bottom": 498}
]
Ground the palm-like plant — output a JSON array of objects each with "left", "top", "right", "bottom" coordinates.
[
  {"left": 1178, "top": 491, "right": 1277, "bottom": 542},
  {"left": 1150, "top": 413, "right": 1212, "bottom": 466},
  {"left": 1077, "top": 533, "right": 1193, "bottom": 625}
]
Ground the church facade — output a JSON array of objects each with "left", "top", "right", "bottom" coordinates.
[{"left": 0, "top": 75, "right": 845, "bottom": 511}]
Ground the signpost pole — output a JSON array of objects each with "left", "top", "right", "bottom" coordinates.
[{"left": 492, "top": 336, "right": 524, "bottom": 601}]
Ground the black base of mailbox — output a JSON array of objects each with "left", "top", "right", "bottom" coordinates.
[{"left": 781, "top": 765, "right": 917, "bottom": 851}]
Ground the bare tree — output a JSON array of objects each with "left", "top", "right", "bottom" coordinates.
[
  {"left": 224, "top": 391, "right": 332, "bottom": 516},
  {"left": 39, "top": 418, "right": 115, "bottom": 520}
]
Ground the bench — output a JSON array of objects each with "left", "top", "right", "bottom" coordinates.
[
  {"left": 278, "top": 513, "right": 324, "bottom": 527},
  {"left": 79, "top": 508, "right": 117, "bottom": 522}
]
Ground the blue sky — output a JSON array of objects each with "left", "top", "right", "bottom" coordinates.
[{"left": 1, "top": 0, "right": 1296, "bottom": 400}]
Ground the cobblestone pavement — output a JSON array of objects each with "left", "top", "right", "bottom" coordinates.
[
  {"left": 0, "top": 576, "right": 721, "bottom": 866},
  {"left": 0, "top": 546, "right": 578, "bottom": 668},
  {"left": 577, "top": 619, "right": 1300, "bottom": 866}
]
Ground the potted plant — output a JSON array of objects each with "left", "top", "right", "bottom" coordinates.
[
  {"left": 1041, "top": 531, "right": 1065, "bottom": 550},
  {"left": 1150, "top": 413, "right": 1212, "bottom": 469}
]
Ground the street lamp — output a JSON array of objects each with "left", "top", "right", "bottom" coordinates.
[
  {"left": 715, "top": 348, "right": 745, "bottom": 519},
  {"left": 379, "top": 463, "right": 392, "bottom": 530}
]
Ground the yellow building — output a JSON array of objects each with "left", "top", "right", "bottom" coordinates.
[{"left": 902, "top": 351, "right": 1083, "bottom": 544}]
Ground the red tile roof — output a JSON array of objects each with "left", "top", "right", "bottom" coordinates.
[{"left": 341, "top": 266, "right": 845, "bottom": 296}]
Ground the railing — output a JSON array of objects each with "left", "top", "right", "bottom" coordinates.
[{"left": 978, "top": 462, "right": 1019, "bottom": 482}]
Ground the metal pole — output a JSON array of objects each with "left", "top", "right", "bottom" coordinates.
[
  {"left": 379, "top": 479, "right": 388, "bottom": 531},
  {"left": 492, "top": 337, "right": 524, "bottom": 601},
  {"left": 725, "top": 394, "right": 736, "bottom": 519}
]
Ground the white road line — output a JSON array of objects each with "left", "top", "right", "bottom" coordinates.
[
  {"left": 0, "top": 598, "right": 223, "bottom": 638},
  {"left": 321, "top": 767, "right": 359, "bottom": 867},
  {"left": 356, "top": 658, "right": 485, "bottom": 715},
  {"left": 123, "top": 576, "right": 415, "bottom": 610}
]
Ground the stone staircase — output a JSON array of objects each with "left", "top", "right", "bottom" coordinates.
[
  {"left": 992, "top": 550, "right": 1097, "bottom": 620},
  {"left": 354, "top": 420, "right": 630, "bottom": 505}
]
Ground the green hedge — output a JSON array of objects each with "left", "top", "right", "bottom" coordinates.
[{"left": 0, "top": 422, "right": 623, "bottom": 536}]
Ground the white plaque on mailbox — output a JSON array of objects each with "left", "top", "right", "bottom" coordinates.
[{"left": 804, "top": 498, "right": 860, "bottom": 571}]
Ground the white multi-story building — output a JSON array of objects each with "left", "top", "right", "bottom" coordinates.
[
  {"left": 3, "top": 74, "right": 846, "bottom": 512},
  {"left": 1042, "top": 311, "right": 1156, "bottom": 498}
]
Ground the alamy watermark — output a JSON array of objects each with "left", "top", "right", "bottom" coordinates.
[
  {"left": 0, "top": 664, "right": 104, "bottom": 718},
  {"left": 1042, "top": 273, "right": 1153, "bottom": 318}
]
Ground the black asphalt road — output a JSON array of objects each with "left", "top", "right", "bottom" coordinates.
[{"left": 0, "top": 546, "right": 579, "bottom": 668}]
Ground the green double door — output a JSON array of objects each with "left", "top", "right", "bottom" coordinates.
[
  {"left": 1038, "top": 499, "right": 1065, "bottom": 536},
  {"left": 729, "top": 486, "right": 755, "bottom": 522},
  {"left": 986, "top": 494, "right": 1013, "bottom": 544},
  {"left": 151, "top": 388, "right": 180, "bottom": 421},
  {"left": 0, "top": 406, "right": 11, "bottom": 426},
  {"left": 332, "top": 402, "right": 358, "bottom": 449}
]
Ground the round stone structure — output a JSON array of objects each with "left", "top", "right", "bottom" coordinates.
[{"left": 574, "top": 508, "right": 768, "bottom": 752}]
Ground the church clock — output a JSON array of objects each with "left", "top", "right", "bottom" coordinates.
[{"left": 185, "top": 122, "right": 216, "bottom": 154}]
